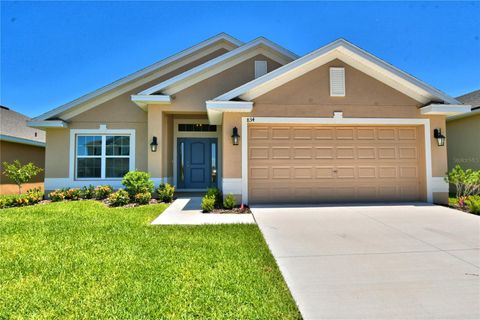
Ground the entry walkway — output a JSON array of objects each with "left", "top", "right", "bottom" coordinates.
[{"left": 151, "top": 197, "right": 254, "bottom": 225}]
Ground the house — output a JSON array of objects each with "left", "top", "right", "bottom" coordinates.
[
  {"left": 28, "top": 33, "right": 471, "bottom": 204},
  {"left": 447, "top": 90, "right": 480, "bottom": 172},
  {"left": 0, "top": 106, "right": 45, "bottom": 194}
]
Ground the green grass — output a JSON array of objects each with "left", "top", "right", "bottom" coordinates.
[{"left": 0, "top": 201, "right": 300, "bottom": 319}]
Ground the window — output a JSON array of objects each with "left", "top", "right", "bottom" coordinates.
[
  {"left": 178, "top": 124, "right": 217, "bottom": 132},
  {"left": 330, "top": 67, "right": 345, "bottom": 97},
  {"left": 254, "top": 60, "right": 268, "bottom": 78},
  {"left": 76, "top": 135, "right": 131, "bottom": 179}
]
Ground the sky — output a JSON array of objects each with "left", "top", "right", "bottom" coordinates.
[{"left": 1, "top": 1, "right": 479, "bottom": 118}]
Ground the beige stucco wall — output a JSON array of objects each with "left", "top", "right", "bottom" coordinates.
[
  {"left": 447, "top": 113, "right": 480, "bottom": 172},
  {"left": 44, "top": 49, "right": 229, "bottom": 179},
  {"left": 0, "top": 141, "right": 45, "bottom": 194},
  {"left": 144, "top": 55, "right": 282, "bottom": 178},
  {"left": 222, "top": 59, "right": 448, "bottom": 203}
]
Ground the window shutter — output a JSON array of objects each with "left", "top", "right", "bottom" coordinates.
[
  {"left": 254, "top": 61, "right": 268, "bottom": 79},
  {"left": 330, "top": 67, "right": 345, "bottom": 97}
]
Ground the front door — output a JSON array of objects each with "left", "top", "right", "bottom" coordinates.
[{"left": 177, "top": 138, "right": 218, "bottom": 189}]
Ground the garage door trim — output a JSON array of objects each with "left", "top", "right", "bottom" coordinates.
[{"left": 241, "top": 116, "right": 436, "bottom": 204}]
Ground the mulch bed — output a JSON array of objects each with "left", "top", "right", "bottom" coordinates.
[{"left": 204, "top": 206, "right": 252, "bottom": 214}]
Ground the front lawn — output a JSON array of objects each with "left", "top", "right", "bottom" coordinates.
[{"left": 0, "top": 201, "right": 300, "bottom": 319}]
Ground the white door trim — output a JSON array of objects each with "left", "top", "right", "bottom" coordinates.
[
  {"left": 172, "top": 118, "right": 222, "bottom": 191},
  {"left": 242, "top": 117, "right": 434, "bottom": 204}
]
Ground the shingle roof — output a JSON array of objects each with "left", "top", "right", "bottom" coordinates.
[
  {"left": 457, "top": 90, "right": 480, "bottom": 110},
  {"left": 0, "top": 106, "right": 46, "bottom": 144}
]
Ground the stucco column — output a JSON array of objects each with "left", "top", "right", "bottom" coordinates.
[{"left": 147, "top": 105, "right": 163, "bottom": 179}]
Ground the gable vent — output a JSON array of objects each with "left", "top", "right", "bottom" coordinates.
[
  {"left": 255, "top": 61, "right": 268, "bottom": 79},
  {"left": 330, "top": 67, "right": 345, "bottom": 97}
]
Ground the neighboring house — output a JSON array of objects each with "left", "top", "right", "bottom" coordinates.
[
  {"left": 28, "top": 33, "right": 470, "bottom": 204},
  {"left": 0, "top": 106, "right": 46, "bottom": 194},
  {"left": 447, "top": 90, "right": 480, "bottom": 172}
]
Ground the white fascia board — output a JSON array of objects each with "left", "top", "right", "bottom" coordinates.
[
  {"left": 0, "top": 134, "right": 46, "bottom": 147},
  {"left": 32, "top": 33, "right": 243, "bottom": 121},
  {"left": 215, "top": 38, "right": 460, "bottom": 105},
  {"left": 27, "top": 120, "right": 69, "bottom": 128},
  {"left": 206, "top": 100, "right": 253, "bottom": 125},
  {"left": 131, "top": 95, "right": 171, "bottom": 110},
  {"left": 420, "top": 104, "right": 471, "bottom": 115},
  {"left": 138, "top": 37, "right": 298, "bottom": 96},
  {"left": 447, "top": 107, "right": 480, "bottom": 121}
]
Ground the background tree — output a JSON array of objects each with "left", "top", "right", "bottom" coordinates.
[{"left": 2, "top": 160, "right": 43, "bottom": 194}]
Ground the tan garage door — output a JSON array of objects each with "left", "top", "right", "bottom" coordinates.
[{"left": 248, "top": 124, "right": 426, "bottom": 204}]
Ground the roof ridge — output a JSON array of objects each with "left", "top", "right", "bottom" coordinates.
[{"left": 32, "top": 33, "right": 243, "bottom": 121}]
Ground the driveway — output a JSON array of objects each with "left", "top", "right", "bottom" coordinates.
[{"left": 252, "top": 203, "right": 480, "bottom": 319}]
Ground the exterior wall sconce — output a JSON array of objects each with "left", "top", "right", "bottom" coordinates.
[
  {"left": 150, "top": 136, "right": 158, "bottom": 152},
  {"left": 433, "top": 128, "right": 446, "bottom": 147},
  {"left": 231, "top": 127, "right": 240, "bottom": 145}
]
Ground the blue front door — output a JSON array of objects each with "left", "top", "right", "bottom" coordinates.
[{"left": 177, "top": 138, "right": 218, "bottom": 189}]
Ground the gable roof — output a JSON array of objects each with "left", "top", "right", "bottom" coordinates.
[
  {"left": 0, "top": 106, "right": 45, "bottom": 147},
  {"left": 131, "top": 37, "right": 298, "bottom": 107},
  {"left": 457, "top": 89, "right": 480, "bottom": 108},
  {"left": 213, "top": 38, "right": 460, "bottom": 105},
  {"left": 447, "top": 89, "right": 480, "bottom": 121},
  {"left": 31, "top": 33, "right": 242, "bottom": 122}
]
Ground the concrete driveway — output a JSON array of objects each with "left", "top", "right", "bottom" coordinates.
[{"left": 252, "top": 203, "right": 480, "bottom": 319}]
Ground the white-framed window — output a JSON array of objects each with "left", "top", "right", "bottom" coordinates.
[
  {"left": 330, "top": 67, "right": 345, "bottom": 97},
  {"left": 71, "top": 127, "right": 135, "bottom": 180}
]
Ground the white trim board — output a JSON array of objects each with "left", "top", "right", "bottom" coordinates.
[
  {"left": 68, "top": 125, "right": 136, "bottom": 181},
  {"left": 215, "top": 39, "right": 459, "bottom": 105},
  {"left": 0, "top": 134, "right": 46, "bottom": 147},
  {"left": 32, "top": 33, "right": 242, "bottom": 121},
  {"left": 420, "top": 104, "right": 471, "bottom": 116},
  {"left": 27, "top": 120, "right": 69, "bottom": 128},
  {"left": 241, "top": 117, "right": 442, "bottom": 204},
  {"left": 138, "top": 37, "right": 298, "bottom": 96},
  {"left": 172, "top": 118, "right": 222, "bottom": 190},
  {"left": 131, "top": 95, "right": 171, "bottom": 110},
  {"left": 206, "top": 101, "right": 253, "bottom": 125}
]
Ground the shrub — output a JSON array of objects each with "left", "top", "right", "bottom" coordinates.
[
  {"left": 134, "top": 192, "right": 151, "bottom": 205},
  {"left": 122, "top": 171, "right": 154, "bottom": 196},
  {"left": 80, "top": 185, "right": 95, "bottom": 199},
  {"left": 206, "top": 187, "right": 222, "bottom": 208},
  {"left": 65, "top": 188, "right": 82, "bottom": 200},
  {"left": 94, "top": 185, "right": 113, "bottom": 200},
  {"left": 26, "top": 188, "right": 43, "bottom": 203},
  {"left": 465, "top": 196, "right": 480, "bottom": 214},
  {"left": 49, "top": 189, "right": 66, "bottom": 202},
  {"left": 445, "top": 165, "right": 480, "bottom": 198},
  {"left": 157, "top": 183, "right": 175, "bottom": 203},
  {"left": 223, "top": 193, "right": 237, "bottom": 209},
  {"left": 108, "top": 189, "right": 130, "bottom": 207},
  {"left": 0, "top": 188, "right": 43, "bottom": 209},
  {"left": 201, "top": 195, "right": 216, "bottom": 213},
  {"left": 1, "top": 160, "right": 43, "bottom": 194},
  {"left": 0, "top": 195, "right": 16, "bottom": 208}
]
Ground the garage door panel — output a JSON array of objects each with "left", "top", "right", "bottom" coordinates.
[
  {"left": 271, "top": 166, "right": 291, "bottom": 179},
  {"left": 271, "top": 127, "right": 290, "bottom": 139},
  {"left": 249, "top": 147, "right": 269, "bottom": 160},
  {"left": 336, "top": 128, "right": 355, "bottom": 139},
  {"left": 314, "top": 128, "right": 335, "bottom": 140},
  {"left": 271, "top": 147, "right": 290, "bottom": 159},
  {"left": 293, "top": 128, "right": 313, "bottom": 140},
  {"left": 293, "top": 147, "right": 313, "bottom": 159},
  {"left": 248, "top": 125, "right": 425, "bottom": 203}
]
